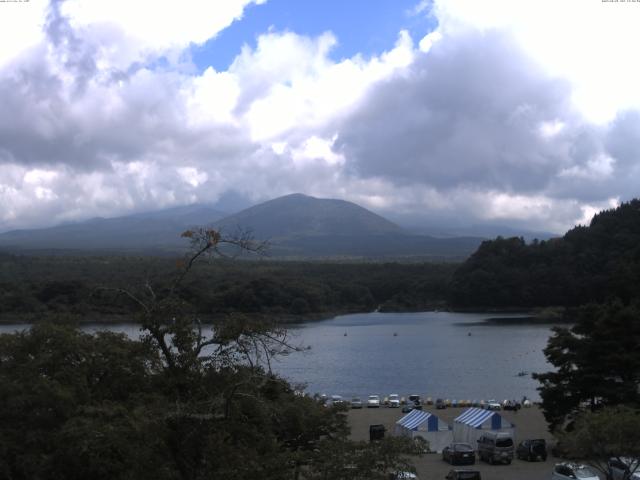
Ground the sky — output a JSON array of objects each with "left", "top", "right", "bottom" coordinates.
[{"left": 1, "top": 0, "right": 639, "bottom": 234}]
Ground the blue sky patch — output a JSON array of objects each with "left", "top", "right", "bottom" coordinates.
[{"left": 191, "top": 0, "right": 437, "bottom": 71}]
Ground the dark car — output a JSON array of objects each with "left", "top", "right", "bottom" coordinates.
[
  {"left": 442, "top": 443, "right": 476, "bottom": 465},
  {"left": 445, "top": 469, "right": 481, "bottom": 480},
  {"left": 516, "top": 439, "right": 547, "bottom": 461},
  {"left": 608, "top": 457, "right": 640, "bottom": 480},
  {"left": 477, "top": 432, "right": 514, "bottom": 465},
  {"left": 369, "top": 424, "right": 385, "bottom": 442},
  {"left": 436, "top": 398, "right": 446, "bottom": 409}
]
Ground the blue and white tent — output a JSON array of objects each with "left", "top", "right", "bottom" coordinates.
[
  {"left": 453, "top": 408, "right": 515, "bottom": 446},
  {"left": 394, "top": 409, "right": 452, "bottom": 452}
]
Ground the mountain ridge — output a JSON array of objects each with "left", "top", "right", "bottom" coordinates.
[
  {"left": 0, "top": 194, "right": 484, "bottom": 259},
  {"left": 213, "top": 193, "right": 404, "bottom": 240}
]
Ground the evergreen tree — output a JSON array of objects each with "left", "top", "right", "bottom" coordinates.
[
  {"left": 0, "top": 229, "right": 421, "bottom": 479},
  {"left": 534, "top": 301, "right": 640, "bottom": 430}
]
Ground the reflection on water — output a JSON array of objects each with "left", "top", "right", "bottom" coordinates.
[{"left": 0, "top": 311, "right": 562, "bottom": 400}]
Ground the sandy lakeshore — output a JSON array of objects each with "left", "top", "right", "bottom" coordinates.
[{"left": 347, "top": 405, "right": 571, "bottom": 480}]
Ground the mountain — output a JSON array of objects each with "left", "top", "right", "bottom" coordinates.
[
  {"left": 0, "top": 204, "right": 225, "bottom": 253},
  {"left": 0, "top": 194, "right": 485, "bottom": 259},
  {"left": 213, "top": 193, "right": 403, "bottom": 239},
  {"left": 406, "top": 224, "right": 557, "bottom": 242},
  {"left": 213, "top": 194, "right": 483, "bottom": 259}
]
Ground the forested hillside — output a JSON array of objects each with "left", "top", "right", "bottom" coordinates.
[
  {"left": 0, "top": 255, "right": 455, "bottom": 322},
  {"left": 449, "top": 199, "right": 640, "bottom": 307}
]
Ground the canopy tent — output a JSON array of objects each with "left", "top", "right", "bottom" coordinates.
[
  {"left": 453, "top": 408, "right": 515, "bottom": 446},
  {"left": 394, "top": 409, "right": 453, "bottom": 453}
]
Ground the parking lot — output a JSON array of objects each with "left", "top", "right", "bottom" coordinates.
[{"left": 347, "top": 404, "right": 576, "bottom": 480}]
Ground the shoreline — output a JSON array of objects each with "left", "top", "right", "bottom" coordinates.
[{"left": 0, "top": 307, "right": 570, "bottom": 326}]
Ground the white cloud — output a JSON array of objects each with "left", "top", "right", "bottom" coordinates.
[
  {"left": 418, "top": 31, "right": 442, "bottom": 52},
  {"left": 433, "top": 0, "right": 640, "bottom": 124},
  {"left": 558, "top": 154, "right": 615, "bottom": 180},
  {"left": 0, "top": 0, "right": 639, "bottom": 236},
  {"left": 291, "top": 135, "right": 344, "bottom": 166},
  {"left": 178, "top": 167, "right": 209, "bottom": 187},
  {"left": 60, "top": 0, "right": 261, "bottom": 69},
  {"left": 183, "top": 67, "right": 240, "bottom": 126},
  {"left": 232, "top": 30, "right": 415, "bottom": 141},
  {"left": 538, "top": 120, "right": 565, "bottom": 139},
  {"left": 0, "top": 0, "right": 48, "bottom": 67}
]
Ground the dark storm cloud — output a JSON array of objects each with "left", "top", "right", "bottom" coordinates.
[
  {"left": 606, "top": 110, "right": 640, "bottom": 170},
  {"left": 0, "top": 44, "right": 251, "bottom": 173},
  {"left": 334, "top": 31, "right": 600, "bottom": 195}
]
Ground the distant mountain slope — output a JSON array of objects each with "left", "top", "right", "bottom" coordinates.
[
  {"left": 0, "top": 204, "right": 225, "bottom": 252},
  {"left": 0, "top": 194, "right": 485, "bottom": 259},
  {"left": 450, "top": 199, "right": 640, "bottom": 307},
  {"left": 213, "top": 193, "right": 403, "bottom": 239},
  {"left": 213, "top": 194, "right": 482, "bottom": 259}
]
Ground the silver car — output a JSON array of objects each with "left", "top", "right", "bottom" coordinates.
[
  {"left": 388, "top": 393, "right": 400, "bottom": 408},
  {"left": 551, "top": 463, "right": 599, "bottom": 480},
  {"left": 367, "top": 394, "right": 380, "bottom": 407}
]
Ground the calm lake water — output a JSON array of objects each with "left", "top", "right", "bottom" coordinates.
[{"left": 0, "top": 311, "right": 561, "bottom": 401}]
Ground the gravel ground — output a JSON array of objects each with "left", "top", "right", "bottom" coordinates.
[{"left": 346, "top": 405, "right": 582, "bottom": 480}]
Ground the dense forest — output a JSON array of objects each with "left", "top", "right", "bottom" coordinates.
[
  {"left": 0, "top": 229, "right": 424, "bottom": 479},
  {"left": 3, "top": 199, "right": 640, "bottom": 322},
  {"left": 449, "top": 199, "right": 640, "bottom": 308},
  {"left": 0, "top": 255, "right": 456, "bottom": 323}
]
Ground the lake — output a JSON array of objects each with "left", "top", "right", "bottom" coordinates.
[
  {"left": 276, "top": 311, "right": 560, "bottom": 401},
  {"left": 0, "top": 311, "right": 561, "bottom": 401}
]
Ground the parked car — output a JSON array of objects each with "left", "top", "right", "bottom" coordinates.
[
  {"left": 408, "top": 394, "right": 421, "bottom": 405},
  {"left": 436, "top": 398, "right": 446, "bottom": 409},
  {"left": 350, "top": 397, "right": 363, "bottom": 409},
  {"left": 367, "top": 394, "right": 381, "bottom": 408},
  {"left": 445, "top": 469, "right": 481, "bottom": 480},
  {"left": 477, "top": 431, "right": 514, "bottom": 465},
  {"left": 389, "top": 472, "right": 418, "bottom": 479},
  {"left": 609, "top": 457, "right": 640, "bottom": 480},
  {"left": 331, "top": 395, "right": 345, "bottom": 406},
  {"left": 502, "top": 399, "right": 521, "bottom": 411},
  {"left": 551, "top": 463, "right": 599, "bottom": 480},
  {"left": 442, "top": 443, "right": 475, "bottom": 465},
  {"left": 486, "top": 399, "right": 502, "bottom": 411},
  {"left": 516, "top": 439, "right": 547, "bottom": 461},
  {"left": 389, "top": 393, "right": 401, "bottom": 408},
  {"left": 369, "top": 424, "right": 385, "bottom": 441}
]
